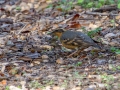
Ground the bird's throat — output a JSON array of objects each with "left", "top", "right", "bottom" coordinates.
[{"left": 56, "top": 33, "right": 62, "bottom": 38}]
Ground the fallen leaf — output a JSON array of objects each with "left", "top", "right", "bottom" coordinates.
[
  {"left": 56, "top": 58, "right": 64, "bottom": 64},
  {"left": 67, "top": 22, "right": 81, "bottom": 29},
  {"left": 0, "top": 80, "right": 7, "bottom": 85},
  {"left": 71, "top": 14, "right": 80, "bottom": 21}
]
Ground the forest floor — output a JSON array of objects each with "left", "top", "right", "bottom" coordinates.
[{"left": 0, "top": 0, "right": 120, "bottom": 90}]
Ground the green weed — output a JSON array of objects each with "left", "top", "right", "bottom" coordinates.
[
  {"left": 87, "top": 28, "right": 102, "bottom": 37},
  {"left": 5, "top": 86, "right": 9, "bottom": 90},
  {"left": 75, "top": 62, "right": 82, "bottom": 66},
  {"left": 110, "top": 47, "right": 120, "bottom": 54}
]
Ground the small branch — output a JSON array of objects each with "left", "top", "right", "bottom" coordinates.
[
  {"left": 92, "top": 4, "right": 117, "bottom": 12},
  {"left": 85, "top": 11, "right": 119, "bottom": 16}
]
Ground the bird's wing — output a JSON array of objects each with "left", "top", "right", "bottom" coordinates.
[
  {"left": 61, "top": 38, "right": 80, "bottom": 46},
  {"left": 75, "top": 32, "right": 100, "bottom": 48},
  {"left": 61, "top": 31, "right": 89, "bottom": 47}
]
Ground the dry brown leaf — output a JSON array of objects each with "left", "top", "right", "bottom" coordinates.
[
  {"left": 51, "top": 11, "right": 61, "bottom": 17},
  {"left": 21, "top": 10, "right": 30, "bottom": 14},
  {"left": 53, "top": 86, "right": 60, "bottom": 90},
  {"left": 0, "top": 72, "right": 5, "bottom": 77},
  {"left": 0, "top": 54, "right": 4, "bottom": 59},
  {"left": 0, "top": 80, "right": 7, "bottom": 85},
  {"left": 9, "top": 68, "right": 18, "bottom": 75},
  {"left": 72, "top": 87, "right": 81, "bottom": 90},
  {"left": 56, "top": 7, "right": 63, "bottom": 12},
  {"left": 67, "top": 22, "right": 81, "bottom": 29},
  {"left": 42, "top": 55, "right": 49, "bottom": 59},
  {"left": 52, "top": 23, "right": 59, "bottom": 29},
  {"left": 71, "top": 14, "right": 80, "bottom": 21},
  {"left": 116, "top": 54, "right": 120, "bottom": 60},
  {"left": 32, "top": 61, "right": 41, "bottom": 65},
  {"left": 115, "top": 15, "right": 120, "bottom": 20},
  {"left": 36, "top": 1, "right": 49, "bottom": 12},
  {"left": 89, "top": 23, "right": 98, "bottom": 29},
  {"left": 40, "top": 45, "right": 53, "bottom": 50},
  {"left": 56, "top": 58, "right": 64, "bottom": 64}
]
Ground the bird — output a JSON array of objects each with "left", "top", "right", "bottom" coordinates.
[{"left": 49, "top": 28, "right": 101, "bottom": 57}]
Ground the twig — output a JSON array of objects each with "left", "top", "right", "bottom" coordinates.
[
  {"left": 85, "top": 11, "right": 119, "bottom": 16},
  {"left": 92, "top": 4, "right": 117, "bottom": 12}
]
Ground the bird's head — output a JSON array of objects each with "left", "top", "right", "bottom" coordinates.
[{"left": 49, "top": 28, "right": 65, "bottom": 38}]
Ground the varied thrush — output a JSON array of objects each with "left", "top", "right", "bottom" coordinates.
[{"left": 50, "top": 28, "right": 101, "bottom": 57}]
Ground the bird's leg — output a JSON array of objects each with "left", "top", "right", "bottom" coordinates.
[
  {"left": 67, "top": 49, "right": 84, "bottom": 58},
  {"left": 67, "top": 50, "right": 79, "bottom": 58}
]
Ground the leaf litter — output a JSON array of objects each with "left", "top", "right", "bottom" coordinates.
[{"left": 0, "top": 0, "right": 120, "bottom": 90}]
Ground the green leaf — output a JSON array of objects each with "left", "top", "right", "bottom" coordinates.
[
  {"left": 76, "top": 62, "right": 82, "bottom": 66},
  {"left": 47, "top": 4, "right": 53, "bottom": 8},
  {"left": 109, "top": 0, "right": 115, "bottom": 4},
  {"left": 87, "top": 28, "right": 102, "bottom": 37},
  {"left": 117, "top": 3, "right": 120, "bottom": 9},
  {"left": 87, "top": 2, "right": 94, "bottom": 8},
  {"left": 111, "top": 19, "right": 115, "bottom": 23},
  {"left": 69, "top": 1, "right": 73, "bottom": 5},
  {"left": 118, "top": 0, "right": 120, "bottom": 3},
  {"left": 96, "top": 3, "right": 102, "bottom": 8},
  {"left": 16, "top": 6, "right": 21, "bottom": 10},
  {"left": 99, "top": 0, "right": 105, "bottom": 3},
  {"left": 116, "top": 51, "right": 120, "bottom": 54},
  {"left": 77, "top": 0, "right": 84, "bottom": 4},
  {"left": 110, "top": 47, "right": 116, "bottom": 52},
  {"left": 117, "top": 66, "right": 120, "bottom": 70},
  {"left": 110, "top": 47, "right": 120, "bottom": 54}
]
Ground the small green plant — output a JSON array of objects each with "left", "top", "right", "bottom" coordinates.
[
  {"left": 101, "top": 74, "right": 114, "bottom": 90},
  {"left": 16, "top": 6, "right": 21, "bottom": 10},
  {"left": 87, "top": 27, "right": 102, "bottom": 37},
  {"left": 45, "top": 80, "right": 54, "bottom": 86},
  {"left": 77, "top": 0, "right": 120, "bottom": 8},
  {"left": 105, "top": 83, "right": 112, "bottom": 90},
  {"left": 73, "top": 71, "right": 86, "bottom": 79},
  {"left": 75, "top": 61, "right": 82, "bottom": 66},
  {"left": 56, "top": 0, "right": 74, "bottom": 12},
  {"left": 118, "top": 3, "right": 120, "bottom": 8},
  {"left": 101, "top": 74, "right": 114, "bottom": 83},
  {"left": 90, "top": 50, "right": 96, "bottom": 55},
  {"left": 74, "top": 71, "right": 80, "bottom": 78},
  {"left": 109, "top": 64, "right": 117, "bottom": 71},
  {"left": 47, "top": 3, "right": 53, "bottom": 8},
  {"left": 117, "top": 66, "right": 120, "bottom": 70},
  {"left": 109, "top": 64, "right": 120, "bottom": 71},
  {"left": 49, "top": 0, "right": 120, "bottom": 12},
  {"left": 30, "top": 81, "right": 43, "bottom": 89},
  {"left": 110, "top": 47, "right": 120, "bottom": 54},
  {"left": 81, "top": 27, "right": 87, "bottom": 33},
  {"left": 110, "top": 19, "right": 115, "bottom": 24},
  {"left": 110, "top": 19, "right": 116, "bottom": 27},
  {"left": 5, "top": 86, "right": 9, "bottom": 90},
  {"left": 61, "top": 79, "right": 68, "bottom": 88},
  {"left": 17, "top": 85, "right": 22, "bottom": 89}
]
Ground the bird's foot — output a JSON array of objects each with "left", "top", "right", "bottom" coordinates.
[{"left": 67, "top": 50, "right": 79, "bottom": 58}]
